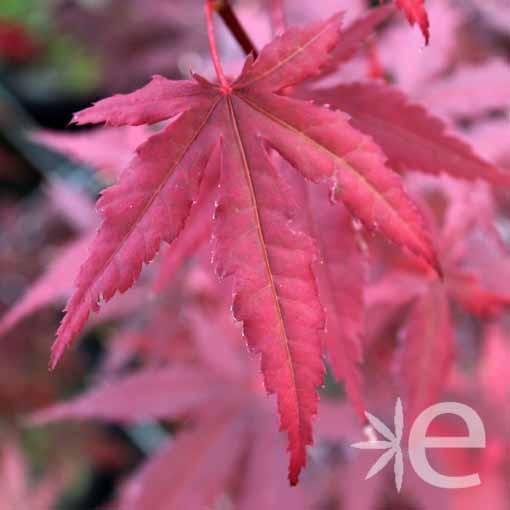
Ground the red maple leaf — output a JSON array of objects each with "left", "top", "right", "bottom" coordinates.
[
  {"left": 33, "top": 272, "right": 361, "bottom": 507},
  {"left": 307, "top": 82, "right": 510, "bottom": 185},
  {"left": 365, "top": 176, "right": 510, "bottom": 420},
  {"left": 34, "top": 127, "right": 150, "bottom": 182},
  {"left": 393, "top": 0, "right": 430, "bottom": 43},
  {"left": 2, "top": 1, "right": 509, "bottom": 503},
  {"left": 0, "top": 438, "right": 68, "bottom": 510},
  {"left": 50, "top": 13, "right": 441, "bottom": 483}
]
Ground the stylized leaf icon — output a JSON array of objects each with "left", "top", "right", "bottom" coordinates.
[
  {"left": 351, "top": 398, "right": 405, "bottom": 491},
  {"left": 365, "top": 447, "right": 397, "bottom": 480}
]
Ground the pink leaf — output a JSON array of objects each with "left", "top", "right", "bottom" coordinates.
[
  {"left": 326, "top": 5, "right": 395, "bottom": 74},
  {"left": 244, "top": 92, "right": 439, "bottom": 271},
  {"left": 212, "top": 135, "right": 325, "bottom": 485},
  {"left": 310, "top": 189, "right": 367, "bottom": 419},
  {"left": 237, "top": 408, "right": 307, "bottom": 510},
  {"left": 396, "top": 283, "right": 454, "bottom": 421},
  {"left": 0, "top": 236, "right": 91, "bottom": 338},
  {"left": 394, "top": 0, "right": 430, "bottom": 43},
  {"left": 34, "top": 127, "right": 149, "bottom": 180},
  {"left": 50, "top": 116, "right": 216, "bottom": 368},
  {"left": 118, "top": 417, "right": 248, "bottom": 510},
  {"left": 479, "top": 323, "right": 510, "bottom": 411},
  {"left": 312, "top": 82, "right": 510, "bottom": 185},
  {"left": 73, "top": 76, "right": 211, "bottom": 126},
  {"left": 54, "top": 14, "right": 439, "bottom": 483},
  {"left": 152, "top": 158, "right": 218, "bottom": 293},
  {"left": 421, "top": 60, "right": 510, "bottom": 118},
  {"left": 31, "top": 366, "right": 223, "bottom": 424},
  {"left": 234, "top": 14, "right": 343, "bottom": 92}
]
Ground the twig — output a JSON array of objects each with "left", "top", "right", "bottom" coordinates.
[{"left": 209, "top": 0, "right": 258, "bottom": 57}]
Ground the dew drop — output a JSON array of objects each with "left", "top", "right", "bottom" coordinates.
[
  {"left": 357, "top": 237, "right": 368, "bottom": 253},
  {"left": 352, "top": 218, "right": 363, "bottom": 231},
  {"left": 329, "top": 182, "right": 340, "bottom": 202}
]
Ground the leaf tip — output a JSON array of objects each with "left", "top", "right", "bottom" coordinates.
[
  {"left": 288, "top": 469, "right": 300, "bottom": 486},
  {"left": 49, "top": 326, "right": 70, "bottom": 371},
  {"left": 429, "top": 252, "right": 443, "bottom": 281},
  {"left": 48, "top": 345, "right": 62, "bottom": 372},
  {"left": 69, "top": 112, "right": 81, "bottom": 126}
]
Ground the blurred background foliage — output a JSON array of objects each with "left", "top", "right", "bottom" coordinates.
[
  {"left": 0, "top": 1, "right": 509, "bottom": 509},
  {"left": 0, "top": 0, "right": 99, "bottom": 96}
]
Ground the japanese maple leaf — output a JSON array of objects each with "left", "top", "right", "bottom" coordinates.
[
  {"left": 0, "top": 235, "right": 92, "bottom": 339},
  {"left": 419, "top": 59, "right": 510, "bottom": 119},
  {"left": 34, "top": 126, "right": 150, "bottom": 182},
  {"left": 278, "top": 167, "right": 368, "bottom": 420},
  {"left": 395, "top": 282, "right": 454, "bottom": 422},
  {"left": 378, "top": 0, "right": 460, "bottom": 94},
  {"left": 310, "top": 192, "right": 366, "bottom": 419},
  {"left": 479, "top": 322, "right": 510, "bottom": 414},
  {"left": 318, "top": 4, "right": 394, "bottom": 78},
  {"left": 0, "top": 440, "right": 66, "bottom": 510},
  {"left": 307, "top": 82, "right": 510, "bottom": 185},
  {"left": 392, "top": 0, "right": 429, "bottom": 43},
  {"left": 34, "top": 300, "right": 305, "bottom": 507},
  {"left": 51, "top": 13, "right": 439, "bottom": 483},
  {"left": 375, "top": 2, "right": 509, "bottom": 149},
  {"left": 365, "top": 177, "right": 510, "bottom": 420},
  {"left": 33, "top": 293, "right": 361, "bottom": 508}
]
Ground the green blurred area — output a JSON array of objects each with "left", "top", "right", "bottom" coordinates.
[
  {"left": 0, "top": 0, "right": 51, "bottom": 29},
  {"left": 0, "top": 0, "right": 100, "bottom": 95}
]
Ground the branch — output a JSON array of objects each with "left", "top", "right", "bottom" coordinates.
[{"left": 209, "top": 0, "right": 258, "bottom": 57}]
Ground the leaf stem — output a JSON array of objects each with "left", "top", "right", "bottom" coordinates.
[
  {"left": 205, "top": 0, "right": 229, "bottom": 89},
  {"left": 269, "top": 0, "right": 286, "bottom": 34}
]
